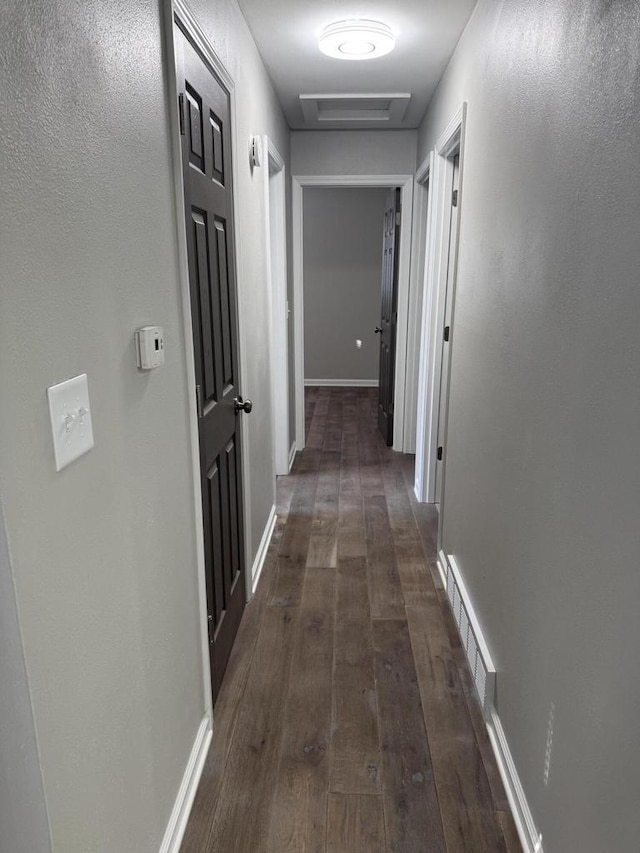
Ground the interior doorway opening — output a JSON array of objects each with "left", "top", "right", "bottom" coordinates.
[
  {"left": 414, "top": 104, "right": 467, "bottom": 526},
  {"left": 301, "top": 185, "right": 387, "bottom": 403},
  {"left": 292, "top": 174, "right": 416, "bottom": 454}
]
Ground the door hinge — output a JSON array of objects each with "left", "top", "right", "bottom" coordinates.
[
  {"left": 196, "top": 384, "right": 203, "bottom": 418},
  {"left": 437, "top": 446, "right": 443, "bottom": 461},
  {"left": 395, "top": 211, "right": 401, "bottom": 226},
  {"left": 178, "top": 93, "right": 186, "bottom": 136},
  {"left": 207, "top": 613, "right": 214, "bottom": 644},
  {"left": 444, "top": 325, "right": 450, "bottom": 342},
  {"left": 452, "top": 189, "right": 458, "bottom": 207}
]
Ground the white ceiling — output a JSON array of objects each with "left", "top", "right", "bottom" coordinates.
[{"left": 236, "top": 0, "right": 478, "bottom": 129}]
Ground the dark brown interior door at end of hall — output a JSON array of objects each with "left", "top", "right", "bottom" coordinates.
[
  {"left": 377, "top": 187, "right": 401, "bottom": 446},
  {"left": 175, "top": 22, "right": 247, "bottom": 706}
]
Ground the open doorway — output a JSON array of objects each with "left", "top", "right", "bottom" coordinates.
[
  {"left": 292, "top": 174, "right": 415, "bottom": 454},
  {"left": 414, "top": 105, "right": 467, "bottom": 535},
  {"left": 302, "top": 186, "right": 387, "bottom": 393}
]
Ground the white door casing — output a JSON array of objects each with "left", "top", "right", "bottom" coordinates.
[
  {"left": 262, "top": 136, "right": 289, "bottom": 476},
  {"left": 407, "top": 152, "right": 435, "bottom": 460},
  {"left": 414, "top": 103, "right": 467, "bottom": 509}
]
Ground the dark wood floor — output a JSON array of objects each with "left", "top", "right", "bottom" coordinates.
[{"left": 181, "top": 387, "right": 521, "bottom": 853}]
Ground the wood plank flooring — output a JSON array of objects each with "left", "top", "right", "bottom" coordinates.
[{"left": 181, "top": 387, "right": 520, "bottom": 853}]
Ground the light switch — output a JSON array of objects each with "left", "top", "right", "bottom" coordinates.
[{"left": 47, "top": 373, "right": 95, "bottom": 471}]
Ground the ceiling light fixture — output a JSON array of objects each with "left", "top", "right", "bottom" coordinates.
[{"left": 318, "top": 19, "right": 396, "bottom": 61}]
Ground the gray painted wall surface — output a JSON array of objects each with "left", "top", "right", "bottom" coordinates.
[
  {"left": 417, "top": 2, "right": 640, "bottom": 850},
  {"left": 0, "top": 500, "right": 51, "bottom": 853},
  {"left": 0, "top": 0, "right": 288, "bottom": 850},
  {"left": 291, "top": 130, "right": 417, "bottom": 176},
  {"left": 303, "top": 188, "right": 387, "bottom": 382}
]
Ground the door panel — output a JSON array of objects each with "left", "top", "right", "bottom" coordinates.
[
  {"left": 175, "top": 23, "right": 246, "bottom": 705},
  {"left": 377, "top": 188, "right": 401, "bottom": 445},
  {"left": 435, "top": 155, "right": 461, "bottom": 508},
  {"left": 210, "top": 113, "right": 225, "bottom": 183}
]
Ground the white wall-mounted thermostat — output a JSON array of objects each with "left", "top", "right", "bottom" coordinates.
[
  {"left": 135, "top": 326, "right": 164, "bottom": 369},
  {"left": 250, "top": 134, "right": 263, "bottom": 168}
]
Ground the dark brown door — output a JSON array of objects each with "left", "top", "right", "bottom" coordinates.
[
  {"left": 175, "top": 23, "right": 247, "bottom": 705},
  {"left": 377, "top": 188, "right": 401, "bottom": 445}
]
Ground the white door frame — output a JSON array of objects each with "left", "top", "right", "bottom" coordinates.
[
  {"left": 162, "top": 0, "right": 254, "bottom": 726},
  {"left": 413, "top": 153, "right": 435, "bottom": 501},
  {"left": 414, "top": 103, "right": 467, "bottom": 504},
  {"left": 404, "top": 154, "right": 434, "bottom": 455},
  {"left": 262, "top": 137, "right": 289, "bottom": 476},
  {"left": 292, "top": 174, "right": 415, "bottom": 452}
]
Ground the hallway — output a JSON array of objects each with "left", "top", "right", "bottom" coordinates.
[{"left": 181, "top": 387, "right": 520, "bottom": 853}]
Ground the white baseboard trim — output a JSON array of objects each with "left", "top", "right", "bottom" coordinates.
[
  {"left": 487, "top": 710, "right": 544, "bottom": 853},
  {"left": 304, "top": 378, "right": 379, "bottom": 387},
  {"left": 288, "top": 442, "right": 296, "bottom": 472},
  {"left": 436, "top": 552, "right": 448, "bottom": 589},
  {"left": 439, "top": 551, "right": 496, "bottom": 719},
  {"left": 251, "top": 504, "right": 277, "bottom": 594},
  {"left": 159, "top": 714, "right": 211, "bottom": 853},
  {"left": 437, "top": 551, "right": 543, "bottom": 853}
]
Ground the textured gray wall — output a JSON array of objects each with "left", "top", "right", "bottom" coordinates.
[
  {"left": 303, "top": 188, "right": 387, "bottom": 382},
  {"left": 0, "top": 0, "right": 289, "bottom": 850},
  {"left": 0, "top": 499, "right": 51, "bottom": 853},
  {"left": 417, "top": 1, "right": 640, "bottom": 850},
  {"left": 292, "top": 129, "right": 417, "bottom": 176}
]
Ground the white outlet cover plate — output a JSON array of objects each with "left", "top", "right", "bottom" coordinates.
[{"left": 47, "top": 373, "right": 95, "bottom": 471}]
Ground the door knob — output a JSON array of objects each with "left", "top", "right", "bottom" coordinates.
[
  {"left": 374, "top": 327, "right": 382, "bottom": 334},
  {"left": 234, "top": 396, "right": 253, "bottom": 414}
]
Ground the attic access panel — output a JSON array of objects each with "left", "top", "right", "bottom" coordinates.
[{"left": 299, "top": 93, "right": 411, "bottom": 126}]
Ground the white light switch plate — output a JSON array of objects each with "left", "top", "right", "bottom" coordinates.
[{"left": 47, "top": 374, "right": 95, "bottom": 471}]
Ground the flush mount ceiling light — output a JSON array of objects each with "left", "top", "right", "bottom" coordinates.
[{"left": 318, "top": 19, "right": 396, "bottom": 61}]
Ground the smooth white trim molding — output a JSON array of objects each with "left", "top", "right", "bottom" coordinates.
[
  {"left": 436, "top": 548, "right": 448, "bottom": 590},
  {"left": 250, "top": 505, "right": 277, "bottom": 594},
  {"left": 415, "top": 153, "right": 432, "bottom": 184},
  {"left": 413, "top": 151, "right": 434, "bottom": 498},
  {"left": 292, "top": 174, "right": 415, "bottom": 454},
  {"left": 406, "top": 151, "right": 434, "bottom": 458},
  {"left": 415, "top": 103, "right": 467, "bottom": 507},
  {"left": 172, "top": 0, "right": 233, "bottom": 89},
  {"left": 304, "top": 378, "right": 379, "bottom": 387},
  {"left": 263, "top": 136, "right": 290, "bottom": 477},
  {"left": 437, "top": 548, "right": 543, "bottom": 853},
  {"left": 446, "top": 553, "right": 496, "bottom": 702},
  {"left": 440, "top": 550, "right": 496, "bottom": 718},
  {"left": 158, "top": 715, "right": 212, "bottom": 853},
  {"left": 288, "top": 441, "right": 297, "bottom": 472},
  {"left": 487, "top": 711, "right": 544, "bottom": 853}
]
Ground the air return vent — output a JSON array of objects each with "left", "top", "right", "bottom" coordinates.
[
  {"left": 438, "top": 551, "right": 496, "bottom": 718},
  {"left": 299, "top": 93, "right": 410, "bottom": 127}
]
